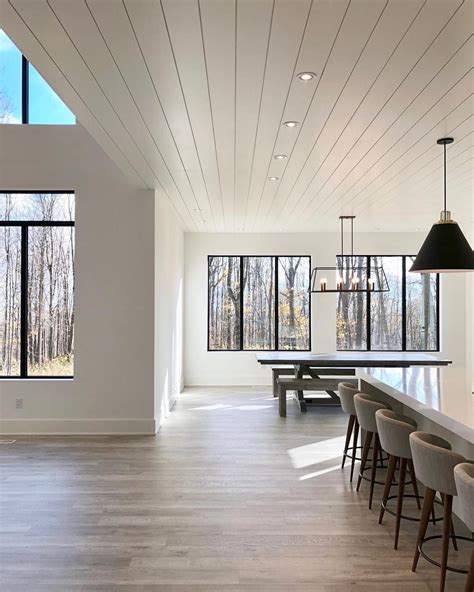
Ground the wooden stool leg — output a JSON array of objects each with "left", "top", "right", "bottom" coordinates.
[
  {"left": 408, "top": 459, "right": 421, "bottom": 510},
  {"left": 368, "top": 433, "right": 380, "bottom": 510},
  {"left": 440, "top": 494, "right": 453, "bottom": 592},
  {"left": 412, "top": 487, "right": 436, "bottom": 572},
  {"left": 465, "top": 550, "right": 474, "bottom": 592},
  {"left": 341, "top": 415, "right": 355, "bottom": 469},
  {"left": 394, "top": 457, "right": 407, "bottom": 550},
  {"left": 379, "top": 454, "right": 397, "bottom": 524},
  {"left": 356, "top": 431, "right": 373, "bottom": 492},
  {"left": 350, "top": 418, "right": 360, "bottom": 483},
  {"left": 441, "top": 493, "right": 458, "bottom": 551}
]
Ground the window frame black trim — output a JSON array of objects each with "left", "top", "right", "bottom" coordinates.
[
  {"left": 207, "top": 254, "right": 312, "bottom": 352},
  {"left": 337, "top": 254, "right": 440, "bottom": 353},
  {"left": 0, "top": 191, "right": 75, "bottom": 379}
]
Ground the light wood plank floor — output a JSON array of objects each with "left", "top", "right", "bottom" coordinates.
[{"left": 0, "top": 387, "right": 470, "bottom": 591}]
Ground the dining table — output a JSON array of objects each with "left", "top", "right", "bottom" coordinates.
[{"left": 256, "top": 351, "right": 452, "bottom": 414}]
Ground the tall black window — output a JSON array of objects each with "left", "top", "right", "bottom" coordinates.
[
  {"left": 208, "top": 256, "right": 311, "bottom": 351},
  {"left": 337, "top": 255, "right": 439, "bottom": 352},
  {"left": 0, "top": 192, "right": 75, "bottom": 378}
]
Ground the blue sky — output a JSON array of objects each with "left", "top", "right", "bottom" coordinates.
[{"left": 0, "top": 29, "right": 75, "bottom": 124}]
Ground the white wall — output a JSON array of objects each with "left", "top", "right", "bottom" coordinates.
[
  {"left": 154, "top": 192, "right": 184, "bottom": 428},
  {"left": 184, "top": 232, "right": 468, "bottom": 386},
  {"left": 0, "top": 124, "right": 157, "bottom": 434}
]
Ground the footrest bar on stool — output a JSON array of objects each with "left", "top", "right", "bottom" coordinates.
[
  {"left": 382, "top": 495, "right": 443, "bottom": 523},
  {"left": 419, "top": 535, "right": 472, "bottom": 574},
  {"left": 360, "top": 464, "right": 413, "bottom": 487}
]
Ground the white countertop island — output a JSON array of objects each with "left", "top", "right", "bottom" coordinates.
[{"left": 359, "top": 366, "right": 473, "bottom": 453}]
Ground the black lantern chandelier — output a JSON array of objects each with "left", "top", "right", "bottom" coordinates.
[
  {"left": 410, "top": 137, "right": 474, "bottom": 273},
  {"left": 310, "top": 216, "right": 389, "bottom": 294}
]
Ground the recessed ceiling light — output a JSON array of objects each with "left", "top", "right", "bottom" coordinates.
[
  {"left": 274, "top": 154, "right": 287, "bottom": 160},
  {"left": 283, "top": 121, "right": 299, "bottom": 128},
  {"left": 297, "top": 72, "right": 316, "bottom": 81},
  {"left": 194, "top": 208, "right": 201, "bottom": 212},
  {"left": 268, "top": 176, "right": 279, "bottom": 181}
]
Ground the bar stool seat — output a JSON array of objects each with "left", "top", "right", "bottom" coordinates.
[
  {"left": 376, "top": 409, "right": 423, "bottom": 549},
  {"left": 454, "top": 463, "right": 474, "bottom": 592},
  {"left": 410, "top": 431, "right": 468, "bottom": 592},
  {"left": 354, "top": 393, "right": 390, "bottom": 509}
]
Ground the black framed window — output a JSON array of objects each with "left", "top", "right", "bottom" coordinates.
[
  {"left": 0, "top": 192, "right": 75, "bottom": 378},
  {"left": 336, "top": 255, "right": 439, "bottom": 352},
  {"left": 208, "top": 255, "right": 311, "bottom": 351},
  {"left": 0, "top": 29, "right": 75, "bottom": 125}
]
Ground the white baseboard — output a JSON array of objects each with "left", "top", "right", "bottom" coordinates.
[{"left": 0, "top": 418, "right": 157, "bottom": 435}]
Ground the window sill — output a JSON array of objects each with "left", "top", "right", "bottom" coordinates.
[{"left": 0, "top": 377, "right": 74, "bottom": 381}]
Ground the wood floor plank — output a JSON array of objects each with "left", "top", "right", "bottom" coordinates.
[{"left": 0, "top": 387, "right": 469, "bottom": 590}]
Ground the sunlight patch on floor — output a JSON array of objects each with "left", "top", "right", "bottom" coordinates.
[
  {"left": 190, "top": 403, "right": 272, "bottom": 411},
  {"left": 299, "top": 464, "right": 342, "bottom": 480},
  {"left": 287, "top": 435, "right": 346, "bottom": 469}
]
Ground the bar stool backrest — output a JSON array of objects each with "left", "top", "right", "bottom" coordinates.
[
  {"left": 338, "top": 382, "right": 360, "bottom": 416},
  {"left": 375, "top": 409, "right": 417, "bottom": 459},
  {"left": 409, "top": 432, "right": 465, "bottom": 496},
  {"left": 453, "top": 463, "right": 474, "bottom": 532},
  {"left": 354, "top": 393, "right": 389, "bottom": 434}
]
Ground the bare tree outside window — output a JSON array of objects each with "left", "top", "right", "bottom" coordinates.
[
  {"left": 243, "top": 257, "right": 275, "bottom": 350},
  {"left": 208, "top": 256, "right": 240, "bottom": 350},
  {"left": 336, "top": 256, "right": 367, "bottom": 350},
  {"left": 337, "top": 255, "right": 438, "bottom": 352},
  {"left": 0, "top": 192, "right": 75, "bottom": 378},
  {"left": 0, "top": 224, "right": 21, "bottom": 375},
  {"left": 406, "top": 256, "right": 438, "bottom": 350},
  {"left": 370, "top": 256, "right": 402, "bottom": 350},
  {"left": 208, "top": 255, "right": 310, "bottom": 351},
  {"left": 278, "top": 256, "right": 310, "bottom": 350}
]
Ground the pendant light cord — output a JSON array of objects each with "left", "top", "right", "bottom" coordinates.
[{"left": 443, "top": 141, "right": 447, "bottom": 212}]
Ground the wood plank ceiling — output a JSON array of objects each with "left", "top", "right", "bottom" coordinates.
[{"left": 1, "top": 0, "right": 472, "bottom": 233}]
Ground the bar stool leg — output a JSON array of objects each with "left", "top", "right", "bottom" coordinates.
[
  {"left": 394, "top": 457, "right": 407, "bottom": 550},
  {"left": 441, "top": 493, "right": 458, "bottom": 551},
  {"left": 408, "top": 459, "right": 422, "bottom": 510},
  {"left": 357, "top": 431, "right": 373, "bottom": 492},
  {"left": 465, "top": 550, "right": 474, "bottom": 592},
  {"left": 368, "top": 433, "right": 380, "bottom": 510},
  {"left": 341, "top": 415, "right": 355, "bottom": 469},
  {"left": 379, "top": 454, "right": 397, "bottom": 524},
  {"left": 440, "top": 494, "right": 453, "bottom": 592},
  {"left": 350, "top": 418, "right": 359, "bottom": 483},
  {"left": 413, "top": 487, "right": 436, "bottom": 572}
]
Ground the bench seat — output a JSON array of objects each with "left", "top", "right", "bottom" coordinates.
[{"left": 276, "top": 376, "right": 358, "bottom": 416}]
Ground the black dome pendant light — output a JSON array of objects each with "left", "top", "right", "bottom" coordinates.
[{"left": 410, "top": 137, "right": 474, "bottom": 273}]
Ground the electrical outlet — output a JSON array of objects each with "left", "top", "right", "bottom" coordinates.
[{"left": 15, "top": 398, "right": 23, "bottom": 410}]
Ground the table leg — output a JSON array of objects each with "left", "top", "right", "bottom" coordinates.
[
  {"left": 278, "top": 383, "right": 286, "bottom": 417},
  {"left": 293, "top": 364, "right": 307, "bottom": 413}
]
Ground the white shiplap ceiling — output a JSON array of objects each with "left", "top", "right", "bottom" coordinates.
[{"left": 1, "top": 0, "right": 472, "bottom": 233}]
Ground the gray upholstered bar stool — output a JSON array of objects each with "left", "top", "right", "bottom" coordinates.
[
  {"left": 454, "top": 463, "right": 474, "bottom": 592},
  {"left": 354, "top": 393, "right": 390, "bottom": 509},
  {"left": 376, "top": 409, "right": 421, "bottom": 549},
  {"left": 338, "top": 382, "right": 361, "bottom": 482},
  {"left": 410, "top": 432, "right": 467, "bottom": 592}
]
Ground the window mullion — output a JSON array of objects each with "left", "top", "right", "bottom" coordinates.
[
  {"left": 22, "top": 56, "right": 29, "bottom": 124},
  {"left": 274, "top": 257, "right": 279, "bottom": 351},
  {"left": 366, "top": 256, "right": 371, "bottom": 351},
  {"left": 239, "top": 256, "right": 244, "bottom": 351},
  {"left": 20, "top": 224, "right": 28, "bottom": 377},
  {"left": 402, "top": 256, "right": 407, "bottom": 351}
]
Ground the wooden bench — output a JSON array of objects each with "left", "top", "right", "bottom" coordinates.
[
  {"left": 277, "top": 377, "right": 358, "bottom": 417},
  {"left": 271, "top": 366, "right": 355, "bottom": 397}
]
